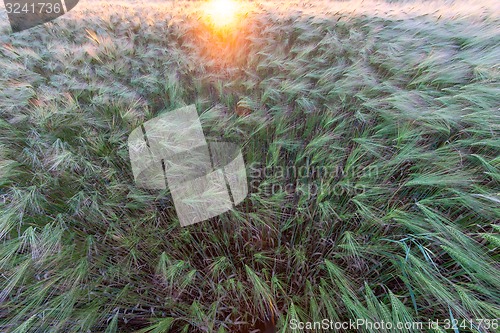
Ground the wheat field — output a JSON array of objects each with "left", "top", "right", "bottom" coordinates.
[{"left": 0, "top": 0, "right": 499, "bottom": 332}]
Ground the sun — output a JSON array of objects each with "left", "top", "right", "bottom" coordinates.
[{"left": 204, "top": 0, "right": 240, "bottom": 30}]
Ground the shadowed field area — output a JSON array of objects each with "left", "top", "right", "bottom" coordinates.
[{"left": 0, "top": 0, "right": 499, "bottom": 332}]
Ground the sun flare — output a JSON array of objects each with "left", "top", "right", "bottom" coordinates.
[{"left": 204, "top": 0, "right": 240, "bottom": 29}]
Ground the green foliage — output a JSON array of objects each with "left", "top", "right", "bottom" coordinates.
[{"left": 0, "top": 0, "right": 499, "bottom": 332}]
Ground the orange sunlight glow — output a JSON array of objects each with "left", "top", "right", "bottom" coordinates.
[{"left": 204, "top": 0, "right": 240, "bottom": 30}]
